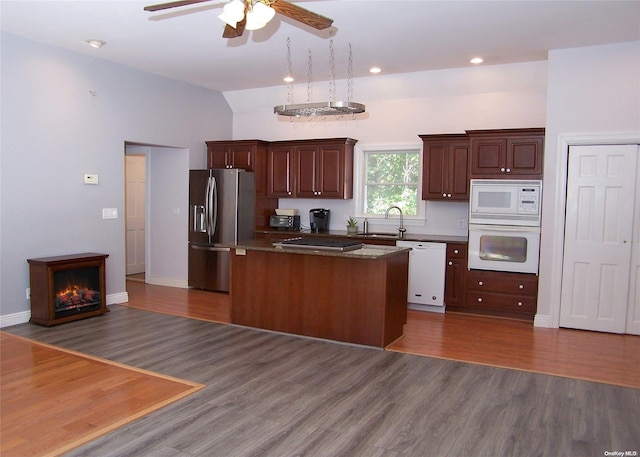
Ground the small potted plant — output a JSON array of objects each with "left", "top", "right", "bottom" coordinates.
[{"left": 346, "top": 216, "right": 359, "bottom": 234}]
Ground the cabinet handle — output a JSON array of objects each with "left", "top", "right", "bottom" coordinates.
[
  {"left": 288, "top": 191, "right": 292, "bottom": 195},
  {"left": 517, "top": 301, "right": 523, "bottom": 307},
  {"left": 453, "top": 249, "right": 459, "bottom": 254},
  {"left": 448, "top": 261, "right": 453, "bottom": 266},
  {"left": 478, "top": 281, "right": 483, "bottom": 286},
  {"left": 518, "top": 284, "right": 524, "bottom": 289},
  {"left": 500, "top": 167, "right": 506, "bottom": 172},
  {"left": 443, "top": 193, "right": 447, "bottom": 197},
  {"left": 447, "top": 193, "right": 452, "bottom": 198},
  {"left": 477, "top": 298, "right": 483, "bottom": 303},
  {"left": 506, "top": 168, "right": 511, "bottom": 173}
]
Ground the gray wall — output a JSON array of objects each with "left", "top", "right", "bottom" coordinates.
[{"left": 0, "top": 32, "right": 233, "bottom": 321}]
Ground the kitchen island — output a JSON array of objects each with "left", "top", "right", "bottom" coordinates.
[{"left": 227, "top": 238, "right": 410, "bottom": 348}]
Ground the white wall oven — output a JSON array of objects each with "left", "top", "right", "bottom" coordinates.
[{"left": 468, "top": 180, "right": 542, "bottom": 274}]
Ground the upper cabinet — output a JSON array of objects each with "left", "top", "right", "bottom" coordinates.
[
  {"left": 467, "top": 128, "right": 544, "bottom": 179},
  {"left": 268, "top": 138, "right": 356, "bottom": 199},
  {"left": 267, "top": 143, "right": 296, "bottom": 198},
  {"left": 206, "top": 140, "right": 266, "bottom": 171},
  {"left": 205, "top": 140, "right": 276, "bottom": 230},
  {"left": 420, "top": 134, "right": 470, "bottom": 201}
]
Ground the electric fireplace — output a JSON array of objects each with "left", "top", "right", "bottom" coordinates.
[{"left": 27, "top": 253, "right": 109, "bottom": 326}]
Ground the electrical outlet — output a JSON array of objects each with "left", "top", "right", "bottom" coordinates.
[
  {"left": 457, "top": 219, "right": 468, "bottom": 229},
  {"left": 26, "top": 288, "right": 30, "bottom": 300}
]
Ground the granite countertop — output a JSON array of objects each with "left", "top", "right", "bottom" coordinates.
[
  {"left": 222, "top": 238, "right": 411, "bottom": 260},
  {"left": 256, "top": 229, "right": 468, "bottom": 244}
]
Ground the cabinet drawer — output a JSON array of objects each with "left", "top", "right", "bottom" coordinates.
[
  {"left": 446, "top": 243, "right": 467, "bottom": 259},
  {"left": 465, "top": 291, "right": 536, "bottom": 313},
  {"left": 466, "top": 270, "right": 538, "bottom": 296}
]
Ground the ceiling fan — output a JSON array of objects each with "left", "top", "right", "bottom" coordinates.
[{"left": 144, "top": 0, "right": 334, "bottom": 39}]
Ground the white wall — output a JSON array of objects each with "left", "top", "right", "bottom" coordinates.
[
  {"left": 224, "top": 61, "right": 547, "bottom": 233},
  {"left": 537, "top": 41, "right": 640, "bottom": 327},
  {"left": 0, "top": 32, "right": 233, "bottom": 324}
]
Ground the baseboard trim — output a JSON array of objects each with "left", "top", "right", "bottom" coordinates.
[
  {"left": 1, "top": 292, "right": 129, "bottom": 328},
  {"left": 147, "top": 277, "right": 189, "bottom": 289},
  {"left": 0, "top": 310, "right": 31, "bottom": 328},
  {"left": 107, "top": 292, "right": 129, "bottom": 305},
  {"left": 534, "top": 313, "right": 553, "bottom": 328}
]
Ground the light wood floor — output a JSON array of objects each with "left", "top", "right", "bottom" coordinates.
[
  {"left": 0, "top": 331, "right": 203, "bottom": 457},
  {"left": 123, "top": 281, "right": 640, "bottom": 388}
]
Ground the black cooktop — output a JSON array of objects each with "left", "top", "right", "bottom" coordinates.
[{"left": 277, "top": 237, "right": 364, "bottom": 252}]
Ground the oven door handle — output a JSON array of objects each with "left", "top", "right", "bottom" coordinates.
[{"left": 468, "top": 224, "right": 540, "bottom": 233}]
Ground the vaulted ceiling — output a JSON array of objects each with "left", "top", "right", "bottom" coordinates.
[{"left": 2, "top": 1, "right": 639, "bottom": 92}]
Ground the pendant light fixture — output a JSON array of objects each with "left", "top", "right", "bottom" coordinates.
[{"left": 274, "top": 35, "right": 365, "bottom": 118}]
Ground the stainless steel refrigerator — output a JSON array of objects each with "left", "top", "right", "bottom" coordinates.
[{"left": 188, "top": 169, "right": 255, "bottom": 292}]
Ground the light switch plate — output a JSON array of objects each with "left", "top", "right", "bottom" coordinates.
[
  {"left": 84, "top": 173, "right": 99, "bottom": 185},
  {"left": 102, "top": 208, "right": 118, "bottom": 219}
]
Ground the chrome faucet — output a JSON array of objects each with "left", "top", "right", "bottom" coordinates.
[{"left": 385, "top": 206, "right": 406, "bottom": 238}]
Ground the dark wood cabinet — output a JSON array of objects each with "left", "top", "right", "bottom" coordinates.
[
  {"left": 420, "top": 134, "right": 470, "bottom": 200},
  {"left": 267, "top": 143, "right": 296, "bottom": 198},
  {"left": 206, "top": 140, "right": 276, "bottom": 230},
  {"left": 463, "top": 269, "right": 538, "bottom": 320},
  {"left": 206, "top": 140, "right": 260, "bottom": 170},
  {"left": 267, "top": 138, "right": 356, "bottom": 199},
  {"left": 444, "top": 243, "right": 467, "bottom": 306},
  {"left": 468, "top": 128, "right": 544, "bottom": 179}
]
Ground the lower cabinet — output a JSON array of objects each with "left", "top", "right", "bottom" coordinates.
[
  {"left": 444, "top": 243, "right": 467, "bottom": 307},
  {"left": 462, "top": 269, "right": 538, "bottom": 320}
]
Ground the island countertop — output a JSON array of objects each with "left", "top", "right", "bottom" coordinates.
[{"left": 221, "top": 237, "right": 411, "bottom": 260}]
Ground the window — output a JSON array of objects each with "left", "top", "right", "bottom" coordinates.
[{"left": 361, "top": 147, "right": 421, "bottom": 216}]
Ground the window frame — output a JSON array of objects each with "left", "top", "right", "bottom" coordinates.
[{"left": 354, "top": 143, "right": 425, "bottom": 222}]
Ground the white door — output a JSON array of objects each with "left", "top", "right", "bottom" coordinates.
[
  {"left": 125, "top": 155, "right": 146, "bottom": 275},
  {"left": 560, "top": 144, "right": 638, "bottom": 333}
]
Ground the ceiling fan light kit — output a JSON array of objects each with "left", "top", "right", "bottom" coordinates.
[
  {"left": 244, "top": 1, "right": 276, "bottom": 30},
  {"left": 218, "top": 0, "right": 245, "bottom": 27},
  {"left": 145, "top": 0, "right": 332, "bottom": 38}
]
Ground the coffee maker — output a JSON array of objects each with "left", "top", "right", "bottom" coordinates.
[{"left": 309, "top": 208, "right": 330, "bottom": 232}]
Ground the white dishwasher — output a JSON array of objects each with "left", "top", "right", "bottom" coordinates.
[{"left": 396, "top": 241, "right": 447, "bottom": 313}]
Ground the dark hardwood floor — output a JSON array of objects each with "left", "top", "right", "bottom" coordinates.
[{"left": 2, "top": 281, "right": 639, "bottom": 456}]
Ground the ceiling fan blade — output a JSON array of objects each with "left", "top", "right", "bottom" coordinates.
[
  {"left": 271, "top": 0, "right": 333, "bottom": 30},
  {"left": 222, "top": 16, "right": 247, "bottom": 38},
  {"left": 144, "top": 0, "right": 214, "bottom": 12}
]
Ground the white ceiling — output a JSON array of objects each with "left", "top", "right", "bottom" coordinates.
[{"left": 2, "top": 0, "right": 640, "bottom": 92}]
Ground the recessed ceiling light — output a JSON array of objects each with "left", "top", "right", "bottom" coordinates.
[
  {"left": 369, "top": 67, "right": 382, "bottom": 74},
  {"left": 283, "top": 76, "right": 294, "bottom": 83},
  {"left": 470, "top": 57, "right": 484, "bottom": 64},
  {"left": 86, "top": 39, "right": 106, "bottom": 49}
]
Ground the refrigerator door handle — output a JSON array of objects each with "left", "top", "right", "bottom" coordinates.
[
  {"left": 204, "top": 176, "right": 212, "bottom": 236},
  {"left": 210, "top": 176, "right": 218, "bottom": 237}
]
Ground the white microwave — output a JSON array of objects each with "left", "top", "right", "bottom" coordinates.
[{"left": 469, "top": 179, "right": 542, "bottom": 227}]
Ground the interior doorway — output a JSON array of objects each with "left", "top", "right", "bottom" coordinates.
[
  {"left": 560, "top": 144, "right": 640, "bottom": 334},
  {"left": 125, "top": 153, "right": 146, "bottom": 279}
]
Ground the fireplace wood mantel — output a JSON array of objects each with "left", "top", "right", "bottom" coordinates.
[{"left": 27, "top": 253, "right": 109, "bottom": 326}]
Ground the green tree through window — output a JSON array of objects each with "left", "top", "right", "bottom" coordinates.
[{"left": 363, "top": 149, "right": 420, "bottom": 216}]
